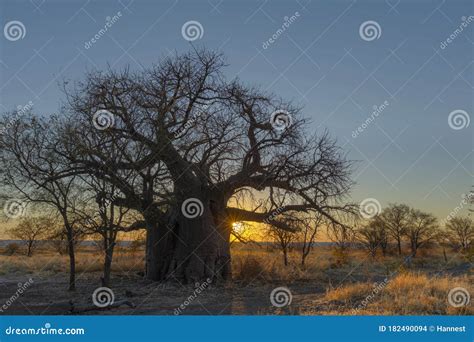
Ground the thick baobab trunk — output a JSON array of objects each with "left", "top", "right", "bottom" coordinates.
[{"left": 144, "top": 190, "right": 232, "bottom": 283}]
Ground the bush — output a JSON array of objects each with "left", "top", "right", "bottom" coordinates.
[
  {"left": 237, "top": 255, "right": 266, "bottom": 282},
  {"left": 4, "top": 243, "right": 20, "bottom": 256}
]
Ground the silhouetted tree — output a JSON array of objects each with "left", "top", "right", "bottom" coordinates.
[
  {"left": 445, "top": 216, "right": 473, "bottom": 252},
  {"left": 0, "top": 116, "right": 87, "bottom": 290},
  {"left": 299, "top": 213, "right": 323, "bottom": 266},
  {"left": 379, "top": 203, "right": 411, "bottom": 255},
  {"left": 405, "top": 209, "right": 439, "bottom": 257},
  {"left": 8, "top": 216, "right": 51, "bottom": 257},
  {"left": 1, "top": 49, "right": 355, "bottom": 283},
  {"left": 357, "top": 215, "right": 389, "bottom": 257}
]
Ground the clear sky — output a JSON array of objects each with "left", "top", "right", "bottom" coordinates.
[{"left": 0, "top": 0, "right": 472, "bottom": 222}]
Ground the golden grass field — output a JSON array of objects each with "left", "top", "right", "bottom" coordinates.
[{"left": 0, "top": 243, "right": 472, "bottom": 315}]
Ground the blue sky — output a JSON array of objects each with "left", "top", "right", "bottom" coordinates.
[{"left": 0, "top": 0, "right": 472, "bottom": 219}]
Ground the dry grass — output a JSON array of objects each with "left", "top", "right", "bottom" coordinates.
[
  {"left": 321, "top": 272, "right": 473, "bottom": 315},
  {"left": 0, "top": 244, "right": 471, "bottom": 315}
]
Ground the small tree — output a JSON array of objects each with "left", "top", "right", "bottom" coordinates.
[
  {"left": 357, "top": 216, "right": 389, "bottom": 258},
  {"left": 445, "top": 216, "right": 473, "bottom": 252},
  {"left": 405, "top": 209, "right": 439, "bottom": 257},
  {"left": 357, "top": 223, "right": 379, "bottom": 258},
  {"left": 380, "top": 204, "right": 411, "bottom": 255},
  {"left": 326, "top": 221, "right": 355, "bottom": 265},
  {"left": 267, "top": 224, "right": 297, "bottom": 266},
  {"left": 299, "top": 214, "right": 323, "bottom": 266},
  {"left": 9, "top": 216, "right": 51, "bottom": 256}
]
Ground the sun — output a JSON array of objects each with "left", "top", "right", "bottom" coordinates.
[{"left": 232, "top": 222, "right": 244, "bottom": 233}]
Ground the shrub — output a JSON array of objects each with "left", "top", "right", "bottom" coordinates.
[
  {"left": 4, "top": 243, "right": 20, "bottom": 256},
  {"left": 237, "top": 255, "right": 266, "bottom": 282}
]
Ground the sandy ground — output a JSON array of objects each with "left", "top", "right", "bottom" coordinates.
[
  {"left": 0, "top": 272, "right": 330, "bottom": 315},
  {"left": 0, "top": 262, "right": 471, "bottom": 315}
]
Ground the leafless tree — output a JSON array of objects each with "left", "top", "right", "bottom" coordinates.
[
  {"left": 405, "top": 209, "right": 439, "bottom": 257},
  {"left": 379, "top": 203, "right": 411, "bottom": 255},
  {"left": 8, "top": 215, "right": 51, "bottom": 256},
  {"left": 1, "top": 49, "right": 355, "bottom": 283},
  {"left": 326, "top": 221, "right": 355, "bottom": 251},
  {"left": 445, "top": 216, "right": 473, "bottom": 252},
  {"left": 77, "top": 178, "right": 137, "bottom": 287},
  {"left": 299, "top": 213, "right": 323, "bottom": 266},
  {"left": 267, "top": 223, "right": 297, "bottom": 266},
  {"left": 0, "top": 114, "right": 86, "bottom": 290},
  {"left": 356, "top": 216, "right": 388, "bottom": 258}
]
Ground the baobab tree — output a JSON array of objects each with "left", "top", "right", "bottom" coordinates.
[{"left": 1, "top": 49, "right": 355, "bottom": 283}]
